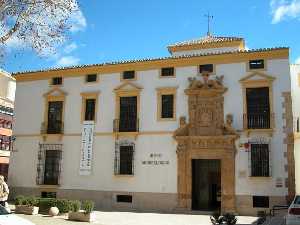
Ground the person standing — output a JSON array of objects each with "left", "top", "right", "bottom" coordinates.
[{"left": 0, "top": 175, "right": 9, "bottom": 207}]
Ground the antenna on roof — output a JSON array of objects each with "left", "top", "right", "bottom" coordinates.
[{"left": 204, "top": 12, "right": 213, "bottom": 37}]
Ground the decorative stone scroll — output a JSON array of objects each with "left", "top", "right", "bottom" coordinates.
[{"left": 173, "top": 73, "right": 239, "bottom": 214}]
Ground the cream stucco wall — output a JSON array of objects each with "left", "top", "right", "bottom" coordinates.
[
  {"left": 291, "top": 64, "right": 300, "bottom": 195},
  {"left": 9, "top": 58, "right": 291, "bottom": 201},
  {"left": 0, "top": 70, "right": 15, "bottom": 102}
]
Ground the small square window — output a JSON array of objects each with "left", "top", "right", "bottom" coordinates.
[
  {"left": 86, "top": 74, "right": 97, "bottom": 83},
  {"left": 51, "top": 77, "right": 62, "bottom": 85},
  {"left": 199, "top": 64, "right": 214, "bottom": 73},
  {"left": 122, "top": 71, "right": 135, "bottom": 80},
  {"left": 253, "top": 196, "right": 269, "bottom": 208},
  {"left": 41, "top": 192, "right": 57, "bottom": 198},
  {"left": 161, "top": 67, "right": 175, "bottom": 77},
  {"left": 116, "top": 195, "right": 132, "bottom": 203},
  {"left": 249, "top": 59, "right": 265, "bottom": 70}
]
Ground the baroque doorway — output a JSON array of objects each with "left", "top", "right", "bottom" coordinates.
[{"left": 174, "top": 74, "right": 238, "bottom": 213}]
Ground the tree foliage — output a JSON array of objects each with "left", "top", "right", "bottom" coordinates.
[{"left": 0, "top": 0, "right": 78, "bottom": 58}]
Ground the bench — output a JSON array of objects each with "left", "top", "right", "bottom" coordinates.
[{"left": 269, "top": 205, "right": 289, "bottom": 216}]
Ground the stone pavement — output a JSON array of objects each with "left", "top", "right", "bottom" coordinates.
[{"left": 16, "top": 211, "right": 260, "bottom": 225}]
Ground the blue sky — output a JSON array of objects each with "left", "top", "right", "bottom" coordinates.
[{"left": 2, "top": 0, "right": 300, "bottom": 73}]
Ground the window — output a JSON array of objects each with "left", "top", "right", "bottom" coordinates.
[
  {"left": 85, "top": 74, "right": 97, "bottom": 83},
  {"left": 117, "top": 195, "right": 132, "bottom": 203},
  {"left": 47, "top": 101, "right": 63, "bottom": 134},
  {"left": 249, "top": 59, "right": 265, "bottom": 70},
  {"left": 157, "top": 87, "right": 177, "bottom": 121},
  {"left": 36, "top": 144, "right": 62, "bottom": 185},
  {"left": 81, "top": 92, "right": 99, "bottom": 123},
  {"left": 251, "top": 144, "right": 270, "bottom": 177},
  {"left": 253, "top": 196, "right": 269, "bottom": 208},
  {"left": 246, "top": 87, "right": 270, "bottom": 129},
  {"left": 122, "top": 71, "right": 135, "bottom": 80},
  {"left": 41, "top": 192, "right": 57, "bottom": 198},
  {"left": 118, "top": 96, "right": 138, "bottom": 132},
  {"left": 199, "top": 64, "right": 214, "bottom": 73},
  {"left": 161, "top": 67, "right": 175, "bottom": 77},
  {"left": 115, "top": 145, "right": 134, "bottom": 175},
  {"left": 51, "top": 77, "right": 63, "bottom": 85},
  {"left": 84, "top": 99, "right": 96, "bottom": 121},
  {"left": 161, "top": 95, "right": 174, "bottom": 119}
]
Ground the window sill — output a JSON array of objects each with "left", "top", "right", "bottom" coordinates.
[
  {"left": 157, "top": 118, "right": 177, "bottom": 122},
  {"left": 244, "top": 128, "right": 274, "bottom": 136},
  {"left": 114, "top": 175, "right": 134, "bottom": 178},
  {"left": 113, "top": 132, "right": 139, "bottom": 140},
  {"left": 37, "top": 184, "right": 60, "bottom": 189},
  {"left": 249, "top": 176, "right": 272, "bottom": 179}
]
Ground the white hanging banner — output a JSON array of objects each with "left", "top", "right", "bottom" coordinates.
[{"left": 79, "top": 121, "right": 94, "bottom": 175}]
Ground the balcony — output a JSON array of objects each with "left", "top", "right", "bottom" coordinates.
[
  {"left": 113, "top": 118, "right": 139, "bottom": 139},
  {"left": 41, "top": 121, "right": 64, "bottom": 135},
  {"left": 243, "top": 113, "right": 274, "bottom": 131}
]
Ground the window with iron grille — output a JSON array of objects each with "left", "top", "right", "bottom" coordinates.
[
  {"left": 116, "top": 195, "right": 132, "bottom": 203},
  {"left": 85, "top": 99, "right": 96, "bottom": 121},
  {"left": 47, "top": 101, "right": 63, "bottom": 134},
  {"left": 161, "top": 67, "right": 175, "bottom": 77},
  {"left": 122, "top": 71, "right": 135, "bottom": 80},
  {"left": 199, "top": 64, "right": 214, "bottom": 73},
  {"left": 85, "top": 74, "right": 97, "bottom": 82},
  {"left": 119, "top": 96, "right": 137, "bottom": 132},
  {"left": 115, "top": 145, "right": 134, "bottom": 175},
  {"left": 246, "top": 87, "right": 270, "bottom": 129},
  {"left": 51, "top": 77, "right": 62, "bottom": 85},
  {"left": 161, "top": 94, "right": 174, "bottom": 118},
  {"left": 250, "top": 144, "right": 270, "bottom": 177},
  {"left": 249, "top": 59, "right": 265, "bottom": 70},
  {"left": 37, "top": 144, "right": 62, "bottom": 185},
  {"left": 253, "top": 196, "right": 269, "bottom": 208}
]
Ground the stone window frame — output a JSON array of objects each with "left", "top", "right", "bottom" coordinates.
[
  {"left": 239, "top": 72, "right": 276, "bottom": 135},
  {"left": 156, "top": 87, "right": 178, "bottom": 122},
  {"left": 80, "top": 92, "right": 100, "bottom": 123},
  {"left": 114, "top": 139, "right": 135, "bottom": 177}
]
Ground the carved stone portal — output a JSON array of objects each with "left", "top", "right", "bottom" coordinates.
[{"left": 174, "top": 74, "right": 238, "bottom": 213}]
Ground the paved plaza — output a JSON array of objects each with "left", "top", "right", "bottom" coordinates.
[{"left": 16, "top": 211, "right": 263, "bottom": 225}]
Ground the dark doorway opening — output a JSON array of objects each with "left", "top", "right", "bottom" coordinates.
[{"left": 192, "top": 159, "right": 221, "bottom": 211}]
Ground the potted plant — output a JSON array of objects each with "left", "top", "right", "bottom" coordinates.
[
  {"left": 68, "top": 200, "right": 95, "bottom": 222},
  {"left": 15, "top": 196, "right": 39, "bottom": 215},
  {"left": 210, "top": 212, "right": 237, "bottom": 225}
]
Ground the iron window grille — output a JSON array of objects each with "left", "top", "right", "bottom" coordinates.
[
  {"left": 161, "top": 94, "right": 174, "bottom": 118},
  {"left": 199, "top": 64, "right": 214, "bottom": 73},
  {"left": 85, "top": 99, "right": 96, "bottom": 121},
  {"left": 249, "top": 59, "right": 265, "bottom": 70},
  {"left": 51, "top": 77, "right": 62, "bottom": 85},
  {"left": 114, "top": 141, "right": 135, "bottom": 175},
  {"left": 253, "top": 196, "right": 269, "bottom": 208},
  {"left": 246, "top": 87, "right": 270, "bottom": 129},
  {"left": 161, "top": 67, "right": 175, "bottom": 77},
  {"left": 116, "top": 195, "right": 132, "bottom": 203},
  {"left": 37, "top": 143, "right": 62, "bottom": 185},
  {"left": 85, "top": 74, "right": 97, "bottom": 82},
  {"left": 122, "top": 71, "right": 135, "bottom": 80},
  {"left": 250, "top": 144, "right": 270, "bottom": 177}
]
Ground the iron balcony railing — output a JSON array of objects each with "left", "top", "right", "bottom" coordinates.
[
  {"left": 113, "top": 118, "right": 139, "bottom": 133},
  {"left": 41, "top": 121, "right": 64, "bottom": 134},
  {"left": 243, "top": 113, "right": 274, "bottom": 130}
]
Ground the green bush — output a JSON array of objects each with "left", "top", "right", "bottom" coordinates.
[
  {"left": 82, "top": 200, "right": 94, "bottom": 214},
  {"left": 70, "top": 200, "right": 81, "bottom": 212},
  {"left": 56, "top": 199, "right": 72, "bottom": 213},
  {"left": 15, "top": 195, "right": 25, "bottom": 206},
  {"left": 25, "top": 196, "right": 39, "bottom": 206},
  {"left": 37, "top": 198, "right": 56, "bottom": 212}
]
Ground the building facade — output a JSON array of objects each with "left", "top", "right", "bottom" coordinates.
[
  {"left": 0, "top": 70, "right": 15, "bottom": 180},
  {"left": 290, "top": 64, "right": 300, "bottom": 196},
  {"left": 9, "top": 35, "right": 294, "bottom": 215}
]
